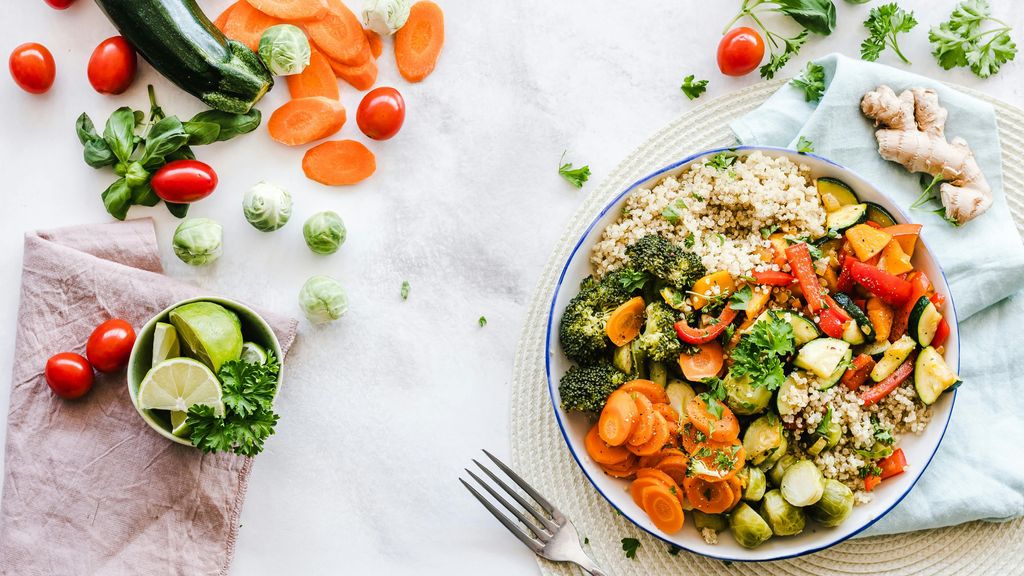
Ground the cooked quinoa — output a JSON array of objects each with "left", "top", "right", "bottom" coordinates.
[{"left": 591, "top": 151, "right": 826, "bottom": 278}]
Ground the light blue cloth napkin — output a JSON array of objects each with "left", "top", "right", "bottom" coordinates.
[{"left": 731, "top": 53, "right": 1024, "bottom": 536}]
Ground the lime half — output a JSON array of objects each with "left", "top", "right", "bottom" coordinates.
[
  {"left": 152, "top": 322, "right": 181, "bottom": 365},
  {"left": 168, "top": 302, "right": 243, "bottom": 372},
  {"left": 170, "top": 410, "right": 190, "bottom": 437},
  {"left": 240, "top": 341, "right": 268, "bottom": 365},
  {"left": 138, "top": 358, "right": 223, "bottom": 413}
]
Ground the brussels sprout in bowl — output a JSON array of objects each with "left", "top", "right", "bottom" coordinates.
[{"left": 544, "top": 146, "right": 960, "bottom": 561}]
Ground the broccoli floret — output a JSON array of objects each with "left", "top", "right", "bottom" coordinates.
[
  {"left": 636, "top": 301, "right": 683, "bottom": 362},
  {"left": 559, "top": 362, "right": 629, "bottom": 413},
  {"left": 625, "top": 235, "right": 705, "bottom": 289},
  {"left": 558, "top": 274, "right": 634, "bottom": 364}
]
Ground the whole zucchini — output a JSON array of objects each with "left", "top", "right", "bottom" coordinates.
[{"left": 94, "top": 0, "right": 273, "bottom": 114}]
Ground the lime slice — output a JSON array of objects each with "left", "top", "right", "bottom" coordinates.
[
  {"left": 170, "top": 410, "right": 190, "bottom": 437},
  {"left": 138, "top": 358, "right": 222, "bottom": 413},
  {"left": 240, "top": 341, "right": 268, "bottom": 365},
  {"left": 168, "top": 302, "right": 243, "bottom": 372},
  {"left": 152, "top": 322, "right": 181, "bottom": 365}
]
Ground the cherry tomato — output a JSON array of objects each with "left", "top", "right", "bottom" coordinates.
[
  {"left": 44, "top": 0, "right": 76, "bottom": 8},
  {"left": 9, "top": 42, "right": 56, "bottom": 94},
  {"left": 86, "top": 319, "right": 136, "bottom": 373},
  {"left": 717, "top": 27, "right": 765, "bottom": 77},
  {"left": 44, "top": 353, "right": 94, "bottom": 399},
  {"left": 151, "top": 160, "right": 218, "bottom": 203},
  {"left": 356, "top": 87, "right": 405, "bottom": 141},
  {"left": 88, "top": 36, "right": 137, "bottom": 95}
]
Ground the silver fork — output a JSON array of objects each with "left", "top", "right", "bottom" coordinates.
[{"left": 460, "top": 450, "right": 609, "bottom": 576}]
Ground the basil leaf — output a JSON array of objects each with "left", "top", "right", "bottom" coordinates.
[
  {"left": 130, "top": 181, "right": 160, "bottom": 207},
  {"left": 188, "top": 109, "right": 261, "bottom": 142},
  {"left": 166, "top": 202, "right": 190, "bottom": 218},
  {"left": 83, "top": 139, "right": 116, "bottom": 168},
  {"left": 168, "top": 145, "right": 196, "bottom": 162},
  {"left": 776, "top": 0, "right": 836, "bottom": 36},
  {"left": 101, "top": 178, "right": 133, "bottom": 220},
  {"left": 183, "top": 121, "right": 222, "bottom": 146},
  {"left": 141, "top": 116, "right": 189, "bottom": 168},
  {"left": 103, "top": 107, "right": 138, "bottom": 163},
  {"left": 123, "top": 162, "right": 150, "bottom": 188},
  {"left": 75, "top": 113, "right": 100, "bottom": 145}
]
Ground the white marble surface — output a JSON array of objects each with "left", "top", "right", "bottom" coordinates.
[{"left": 0, "top": 1, "right": 1021, "bottom": 574}]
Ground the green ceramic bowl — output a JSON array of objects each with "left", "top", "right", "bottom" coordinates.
[{"left": 126, "top": 296, "right": 284, "bottom": 447}]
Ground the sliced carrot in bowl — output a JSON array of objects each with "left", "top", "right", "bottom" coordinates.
[{"left": 605, "top": 296, "right": 645, "bottom": 347}]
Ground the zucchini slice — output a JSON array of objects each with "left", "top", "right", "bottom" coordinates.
[
  {"left": 841, "top": 318, "right": 866, "bottom": 345},
  {"left": 825, "top": 204, "right": 869, "bottom": 233},
  {"left": 832, "top": 293, "right": 876, "bottom": 341},
  {"left": 870, "top": 335, "right": 916, "bottom": 382},
  {"left": 908, "top": 295, "right": 943, "bottom": 347},
  {"left": 814, "top": 349, "right": 852, "bottom": 390},
  {"left": 795, "top": 338, "right": 851, "bottom": 379},
  {"left": 915, "top": 346, "right": 960, "bottom": 405},
  {"left": 752, "top": 310, "right": 821, "bottom": 346},
  {"left": 817, "top": 178, "right": 860, "bottom": 209},
  {"left": 859, "top": 339, "right": 891, "bottom": 357},
  {"left": 865, "top": 202, "right": 898, "bottom": 227}
]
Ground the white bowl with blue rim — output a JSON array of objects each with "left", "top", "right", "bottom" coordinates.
[{"left": 545, "top": 146, "right": 959, "bottom": 561}]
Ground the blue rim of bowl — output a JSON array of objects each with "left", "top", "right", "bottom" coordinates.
[{"left": 543, "top": 145, "right": 960, "bottom": 562}]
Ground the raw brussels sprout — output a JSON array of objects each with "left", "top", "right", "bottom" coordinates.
[
  {"left": 743, "top": 413, "right": 784, "bottom": 466},
  {"left": 258, "top": 24, "right": 311, "bottom": 76},
  {"left": 728, "top": 503, "right": 773, "bottom": 549},
  {"left": 299, "top": 275, "right": 349, "bottom": 324},
  {"left": 723, "top": 371, "right": 772, "bottom": 415},
  {"left": 740, "top": 466, "right": 767, "bottom": 502},
  {"left": 809, "top": 478, "right": 855, "bottom": 527},
  {"left": 361, "top": 0, "right": 411, "bottom": 35},
  {"left": 243, "top": 181, "right": 293, "bottom": 232},
  {"left": 780, "top": 459, "right": 826, "bottom": 507},
  {"left": 303, "top": 211, "right": 347, "bottom": 254},
  {"left": 767, "top": 453, "right": 798, "bottom": 486},
  {"left": 172, "top": 218, "right": 223, "bottom": 265},
  {"left": 760, "top": 489, "right": 806, "bottom": 536},
  {"left": 691, "top": 510, "right": 728, "bottom": 532}
]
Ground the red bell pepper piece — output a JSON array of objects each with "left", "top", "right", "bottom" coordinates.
[
  {"left": 890, "top": 272, "right": 931, "bottom": 341},
  {"left": 816, "top": 307, "right": 848, "bottom": 339},
  {"left": 879, "top": 448, "right": 907, "bottom": 480},
  {"left": 823, "top": 295, "right": 851, "bottom": 321},
  {"left": 785, "top": 243, "right": 825, "bottom": 312},
  {"left": 863, "top": 474, "right": 881, "bottom": 491},
  {"left": 674, "top": 306, "right": 738, "bottom": 345},
  {"left": 860, "top": 354, "right": 916, "bottom": 407},
  {"left": 848, "top": 260, "right": 913, "bottom": 307},
  {"left": 835, "top": 255, "right": 856, "bottom": 294},
  {"left": 752, "top": 270, "right": 796, "bottom": 286},
  {"left": 841, "top": 354, "right": 876, "bottom": 391},
  {"left": 930, "top": 292, "right": 946, "bottom": 308},
  {"left": 932, "top": 317, "right": 950, "bottom": 348}
]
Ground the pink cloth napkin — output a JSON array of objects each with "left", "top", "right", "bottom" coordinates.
[{"left": 0, "top": 219, "right": 297, "bottom": 576}]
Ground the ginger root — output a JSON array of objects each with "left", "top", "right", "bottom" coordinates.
[{"left": 861, "top": 85, "right": 992, "bottom": 225}]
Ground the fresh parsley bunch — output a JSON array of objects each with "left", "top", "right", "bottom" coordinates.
[
  {"left": 187, "top": 354, "right": 281, "bottom": 457},
  {"left": 860, "top": 3, "right": 918, "bottom": 64},
  {"left": 929, "top": 0, "right": 1017, "bottom": 78},
  {"left": 728, "top": 312, "right": 795, "bottom": 391},
  {"left": 791, "top": 61, "right": 826, "bottom": 103}
]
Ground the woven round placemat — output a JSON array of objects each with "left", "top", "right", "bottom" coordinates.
[{"left": 510, "top": 79, "right": 1024, "bottom": 576}]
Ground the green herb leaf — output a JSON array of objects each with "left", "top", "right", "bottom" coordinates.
[
  {"left": 706, "top": 152, "right": 737, "bottom": 171},
  {"left": 680, "top": 74, "right": 709, "bottom": 100},
  {"left": 728, "top": 285, "right": 754, "bottom": 311},
  {"left": 558, "top": 152, "right": 591, "bottom": 188},
  {"left": 618, "top": 269, "right": 652, "bottom": 292},
  {"left": 729, "top": 311, "right": 795, "bottom": 390},
  {"left": 760, "top": 224, "right": 779, "bottom": 239},
  {"left": 166, "top": 202, "right": 190, "bottom": 218},
  {"left": 142, "top": 116, "right": 190, "bottom": 168},
  {"left": 102, "top": 107, "right": 138, "bottom": 164},
  {"left": 621, "top": 537, "right": 641, "bottom": 559},
  {"left": 662, "top": 199, "right": 688, "bottom": 224},
  {"left": 83, "top": 138, "right": 117, "bottom": 169},
  {"left": 930, "top": 0, "right": 1016, "bottom": 78},
  {"left": 130, "top": 182, "right": 160, "bottom": 207},
  {"left": 791, "top": 61, "right": 826, "bottom": 102},
  {"left": 187, "top": 109, "right": 262, "bottom": 142},
  {"left": 760, "top": 30, "right": 809, "bottom": 79},
  {"left": 775, "top": 0, "right": 837, "bottom": 36},
  {"left": 183, "top": 121, "right": 222, "bottom": 146},
  {"left": 101, "top": 178, "right": 133, "bottom": 221},
  {"left": 796, "top": 136, "right": 815, "bottom": 154},
  {"left": 683, "top": 233, "right": 696, "bottom": 248},
  {"left": 401, "top": 280, "right": 411, "bottom": 300},
  {"left": 75, "top": 113, "right": 100, "bottom": 145},
  {"left": 479, "top": 316, "right": 488, "bottom": 327},
  {"left": 861, "top": 3, "right": 918, "bottom": 64},
  {"left": 815, "top": 405, "right": 834, "bottom": 437}
]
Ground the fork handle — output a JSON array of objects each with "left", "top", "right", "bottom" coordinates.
[{"left": 570, "top": 553, "right": 608, "bottom": 576}]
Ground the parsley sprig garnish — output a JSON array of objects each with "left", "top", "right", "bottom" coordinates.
[
  {"left": 929, "top": 0, "right": 1017, "bottom": 78},
  {"left": 728, "top": 312, "right": 795, "bottom": 391},
  {"left": 699, "top": 377, "right": 728, "bottom": 420},
  {"left": 621, "top": 537, "right": 641, "bottom": 559},
  {"left": 796, "top": 136, "right": 815, "bottom": 154},
  {"left": 558, "top": 151, "right": 591, "bottom": 188},
  {"left": 680, "top": 75, "right": 709, "bottom": 100},
  {"left": 187, "top": 354, "right": 281, "bottom": 457},
  {"left": 860, "top": 3, "right": 918, "bottom": 64},
  {"left": 791, "top": 61, "right": 826, "bottom": 103}
]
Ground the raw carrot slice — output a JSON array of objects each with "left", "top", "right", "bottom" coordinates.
[
  {"left": 222, "top": 1, "right": 283, "bottom": 51},
  {"left": 306, "top": 0, "right": 371, "bottom": 65},
  {"left": 268, "top": 97, "right": 346, "bottom": 146},
  {"left": 641, "top": 485, "right": 686, "bottom": 533},
  {"left": 245, "top": 0, "right": 328, "bottom": 20},
  {"left": 584, "top": 425, "right": 631, "bottom": 466},
  {"left": 213, "top": 1, "right": 239, "bottom": 32},
  {"left": 683, "top": 476, "right": 734, "bottom": 514},
  {"left": 685, "top": 396, "right": 740, "bottom": 443},
  {"left": 327, "top": 54, "right": 378, "bottom": 91},
  {"left": 619, "top": 380, "right": 669, "bottom": 405},
  {"left": 655, "top": 454, "right": 690, "bottom": 485},
  {"left": 365, "top": 29, "right": 383, "bottom": 58},
  {"left": 302, "top": 140, "right": 376, "bottom": 186},
  {"left": 598, "top": 390, "right": 638, "bottom": 446},
  {"left": 627, "top": 412, "right": 670, "bottom": 457},
  {"left": 394, "top": 1, "right": 444, "bottom": 82},
  {"left": 678, "top": 341, "right": 724, "bottom": 381},
  {"left": 600, "top": 455, "right": 639, "bottom": 478},
  {"left": 286, "top": 49, "right": 340, "bottom": 99},
  {"left": 627, "top": 394, "right": 656, "bottom": 447},
  {"left": 605, "top": 296, "right": 645, "bottom": 347}
]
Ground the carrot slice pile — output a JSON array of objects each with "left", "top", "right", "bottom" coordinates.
[
  {"left": 642, "top": 485, "right": 686, "bottom": 533},
  {"left": 619, "top": 380, "right": 669, "bottom": 405},
  {"left": 327, "top": 54, "right": 378, "bottom": 91},
  {"left": 302, "top": 140, "right": 376, "bottom": 186},
  {"left": 222, "top": 1, "right": 283, "bottom": 51},
  {"left": 627, "top": 394, "right": 656, "bottom": 447},
  {"left": 584, "top": 425, "right": 631, "bottom": 467},
  {"left": 394, "top": 1, "right": 444, "bottom": 82},
  {"left": 365, "top": 29, "right": 383, "bottom": 58},
  {"left": 598, "top": 390, "right": 638, "bottom": 446},
  {"left": 306, "top": 0, "right": 371, "bottom": 65},
  {"left": 245, "top": 0, "right": 328, "bottom": 20},
  {"left": 683, "top": 476, "right": 734, "bottom": 514},
  {"left": 685, "top": 396, "right": 740, "bottom": 442},
  {"left": 268, "top": 97, "right": 347, "bottom": 146},
  {"left": 286, "top": 49, "right": 340, "bottom": 100}
]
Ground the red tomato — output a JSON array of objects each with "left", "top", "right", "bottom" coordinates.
[
  {"left": 44, "top": 0, "right": 76, "bottom": 8},
  {"left": 151, "top": 160, "right": 218, "bottom": 203},
  {"left": 88, "top": 36, "right": 137, "bottom": 95},
  {"left": 86, "top": 319, "right": 136, "bottom": 373},
  {"left": 356, "top": 87, "right": 405, "bottom": 141},
  {"left": 717, "top": 27, "right": 765, "bottom": 77},
  {"left": 44, "top": 353, "right": 94, "bottom": 399},
  {"left": 9, "top": 42, "right": 56, "bottom": 94}
]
